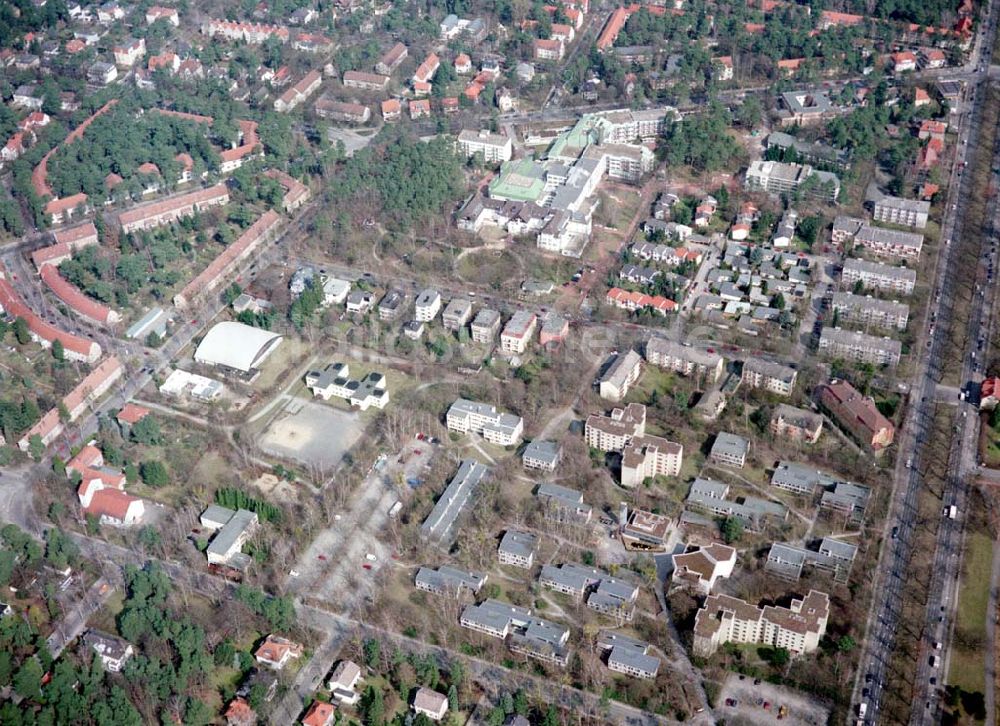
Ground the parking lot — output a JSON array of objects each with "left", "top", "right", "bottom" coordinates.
[{"left": 716, "top": 674, "right": 829, "bottom": 726}]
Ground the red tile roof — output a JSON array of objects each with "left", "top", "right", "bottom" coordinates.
[
  {"left": 301, "top": 701, "right": 336, "bottom": 726},
  {"left": 40, "top": 266, "right": 117, "bottom": 325},
  {"left": 117, "top": 403, "right": 151, "bottom": 425},
  {"left": 597, "top": 7, "right": 629, "bottom": 50}
]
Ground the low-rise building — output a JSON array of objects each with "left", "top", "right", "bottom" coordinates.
[
  {"left": 413, "top": 688, "right": 449, "bottom": 721},
  {"left": 342, "top": 70, "right": 390, "bottom": 91},
  {"left": 671, "top": 543, "right": 737, "bottom": 594},
  {"left": 585, "top": 403, "right": 646, "bottom": 452},
  {"left": 346, "top": 290, "right": 376, "bottom": 314},
  {"left": 414, "top": 288, "right": 442, "bottom": 322},
  {"left": 597, "top": 350, "right": 643, "bottom": 401},
  {"left": 693, "top": 590, "right": 830, "bottom": 656},
  {"left": 598, "top": 632, "right": 661, "bottom": 679},
  {"left": 816, "top": 379, "right": 895, "bottom": 450},
  {"left": 621, "top": 435, "right": 682, "bottom": 488},
  {"left": 539, "top": 563, "right": 639, "bottom": 621},
  {"left": 537, "top": 482, "right": 592, "bottom": 523},
  {"left": 376, "top": 42, "right": 408, "bottom": 75},
  {"left": 522, "top": 439, "right": 561, "bottom": 471},
  {"left": 765, "top": 539, "right": 858, "bottom": 581},
  {"left": 415, "top": 565, "right": 487, "bottom": 597},
  {"left": 841, "top": 257, "right": 917, "bottom": 294},
  {"left": 314, "top": 97, "right": 371, "bottom": 123},
  {"left": 710, "top": 432, "right": 750, "bottom": 468},
  {"left": 254, "top": 635, "right": 303, "bottom": 670},
  {"left": 378, "top": 289, "right": 408, "bottom": 321},
  {"left": 873, "top": 195, "right": 930, "bottom": 229},
  {"left": 304, "top": 362, "right": 389, "bottom": 410},
  {"left": 459, "top": 599, "right": 570, "bottom": 666},
  {"left": 620, "top": 508, "right": 671, "bottom": 551},
  {"left": 853, "top": 225, "right": 923, "bottom": 260},
  {"left": 328, "top": 660, "right": 363, "bottom": 705},
  {"left": 818, "top": 327, "right": 902, "bottom": 367},
  {"left": 421, "top": 460, "right": 491, "bottom": 543},
  {"left": 470, "top": 308, "right": 501, "bottom": 343},
  {"left": 741, "top": 359, "right": 797, "bottom": 396},
  {"left": 744, "top": 160, "right": 840, "bottom": 201},
  {"left": 770, "top": 404, "right": 824, "bottom": 443},
  {"left": 500, "top": 310, "right": 538, "bottom": 353},
  {"left": 203, "top": 506, "right": 258, "bottom": 570},
  {"left": 645, "top": 337, "right": 724, "bottom": 382},
  {"left": 442, "top": 298, "right": 473, "bottom": 330},
  {"left": 84, "top": 630, "right": 134, "bottom": 672},
  {"left": 446, "top": 398, "right": 523, "bottom": 446},
  {"left": 687, "top": 478, "right": 787, "bottom": 530},
  {"left": 830, "top": 292, "right": 909, "bottom": 331},
  {"left": 457, "top": 129, "right": 513, "bottom": 163},
  {"left": 539, "top": 314, "right": 569, "bottom": 347},
  {"left": 498, "top": 530, "right": 538, "bottom": 568}
]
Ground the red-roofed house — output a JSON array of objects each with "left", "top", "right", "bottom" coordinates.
[
  {"left": 117, "top": 403, "right": 150, "bottom": 427},
  {"left": 224, "top": 698, "right": 256, "bottom": 726},
  {"left": 413, "top": 53, "right": 440, "bottom": 84},
  {"left": 919, "top": 182, "right": 939, "bottom": 200},
  {"left": 18, "top": 111, "right": 50, "bottom": 132},
  {"left": 440, "top": 96, "right": 460, "bottom": 113},
  {"left": 921, "top": 48, "right": 947, "bottom": 68},
  {"left": 918, "top": 119, "right": 947, "bottom": 142},
  {"left": 301, "top": 701, "right": 336, "bottom": 726},
  {"left": 606, "top": 287, "right": 676, "bottom": 315},
  {"left": 1, "top": 132, "right": 26, "bottom": 162},
  {"left": 79, "top": 482, "right": 144, "bottom": 526},
  {"left": 464, "top": 82, "right": 484, "bottom": 101},
  {"left": 914, "top": 87, "right": 931, "bottom": 107},
  {"left": 551, "top": 22, "right": 575, "bottom": 43},
  {"left": 413, "top": 80, "right": 432, "bottom": 96},
  {"left": 65, "top": 38, "right": 86, "bottom": 54},
  {"left": 454, "top": 53, "right": 472, "bottom": 74},
  {"left": 146, "top": 6, "right": 180, "bottom": 25},
  {"left": 892, "top": 51, "right": 917, "bottom": 72},
  {"left": 381, "top": 99, "right": 402, "bottom": 120},
  {"left": 113, "top": 38, "right": 146, "bottom": 67},
  {"left": 31, "top": 222, "right": 100, "bottom": 269},
  {"left": 148, "top": 51, "right": 180, "bottom": 73},
  {"left": 409, "top": 99, "right": 431, "bottom": 119},
  {"left": 274, "top": 69, "right": 323, "bottom": 112},
  {"left": 819, "top": 10, "right": 864, "bottom": 28},
  {"left": 264, "top": 169, "right": 311, "bottom": 211},
  {"left": 981, "top": 377, "right": 1000, "bottom": 409},
  {"left": 175, "top": 152, "right": 194, "bottom": 183},
  {"left": 534, "top": 38, "right": 564, "bottom": 61},
  {"left": 40, "top": 266, "right": 121, "bottom": 326},
  {"left": 715, "top": 56, "right": 733, "bottom": 81},
  {"left": 777, "top": 58, "right": 804, "bottom": 74},
  {"left": 744, "top": 22, "right": 765, "bottom": 33},
  {"left": 918, "top": 137, "right": 942, "bottom": 169},
  {"left": 597, "top": 7, "right": 629, "bottom": 50},
  {"left": 45, "top": 193, "right": 90, "bottom": 226},
  {"left": 817, "top": 379, "right": 894, "bottom": 450},
  {"left": 255, "top": 635, "right": 304, "bottom": 669}
]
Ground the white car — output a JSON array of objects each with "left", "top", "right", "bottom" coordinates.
[{"left": 365, "top": 553, "right": 378, "bottom": 562}]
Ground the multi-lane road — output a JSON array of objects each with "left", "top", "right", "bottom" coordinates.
[{"left": 852, "top": 2, "right": 1000, "bottom": 722}]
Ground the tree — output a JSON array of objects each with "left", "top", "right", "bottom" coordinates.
[
  {"left": 51, "top": 338, "right": 65, "bottom": 362},
  {"left": 837, "top": 635, "right": 856, "bottom": 653},
  {"left": 28, "top": 434, "right": 44, "bottom": 461},
  {"left": 140, "top": 460, "right": 169, "bottom": 487},
  {"left": 184, "top": 697, "right": 213, "bottom": 726},
  {"left": 13, "top": 317, "right": 30, "bottom": 345},
  {"left": 124, "top": 461, "right": 139, "bottom": 484},
  {"left": 13, "top": 657, "right": 43, "bottom": 702},
  {"left": 360, "top": 685, "right": 385, "bottom": 724},
  {"left": 363, "top": 638, "right": 381, "bottom": 669},
  {"left": 130, "top": 416, "right": 162, "bottom": 446},
  {"left": 721, "top": 516, "right": 743, "bottom": 544}
]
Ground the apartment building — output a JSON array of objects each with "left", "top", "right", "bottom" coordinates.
[
  {"left": 441, "top": 298, "right": 473, "bottom": 330},
  {"left": 539, "top": 314, "right": 569, "bottom": 346},
  {"left": 598, "top": 350, "right": 643, "bottom": 401},
  {"left": 457, "top": 129, "right": 513, "bottom": 163},
  {"left": 414, "top": 566, "right": 487, "bottom": 597},
  {"left": 853, "top": 225, "right": 923, "bottom": 260},
  {"left": 304, "top": 362, "right": 389, "bottom": 410},
  {"left": 831, "top": 215, "right": 866, "bottom": 246},
  {"left": 460, "top": 599, "right": 570, "bottom": 666},
  {"left": 202, "top": 19, "right": 289, "bottom": 43},
  {"left": 522, "top": 439, "right": 561, "bottom": 471},
  {"left": 686, "top": 478, "right": 787, "bottom": 530},
  {"left": 203, "top": 507, "right": 258, "bottom": 569},
  {"left": 446, "top": 398, "right": 523, "bottom": 446},
  {"left": 766, "top": 539, "right": 858, "bottom": 581},
  {"left": 537, "top": 482, "right": 593, "bottom": 523},
  {"left": 744, "top": 160, "right": 840, "bottom": 201},
  {"left": 710, "top": 432, "right": 750, "bottom": 468},
  {"left": 816, "top": 379, "right": 895, "bottom": 450},
  {"left": 841, "top": 257, "right": 917, "bottom": 294},
  {"left": 830, "top": 292, "right": 909, "bottom": 331},
  {"left": 500, "top": 310, "right": 537, "bottom": 353},
  {"left": 770, "top": 404, "right": 824, "bottom": 443},
  {"left": 118, "top": 184, "right": 230, "bottom": 233},
  {"left": 414, "top": 288, "right": 442, "bottom": 322},
  {"left": 818, "top": 327, "right": 902, "bottom": 367},
  {"left": 421, "top": 460, "right": 490, "bottom": 543},
  {"left": 645, "top": 337, "right": 724, "bottom": 382},
  {"left": 693, "top": 590, "right": 829, "bottom": 656},
  {"left": 342, "top": 70, "right": 390, "bottom": 91},
  {"left": 274, "top": 69, "right": 322, "bottom": 112},
  {"left": 873, "top": 195, "right": 930, "bottom": 229},
  {"left": 620, "top": 507, "right": 671, "bottom": 551},
  {"left": 539, "top": 563, "right": 639, "bottom": 621},
  {"left": 770, "top": 461, "right": 841, "bottom": 496},
  {"left": 498, "top": 530, "right": 538, "bottom": 568},
  {"left": 585, "top": 403, "right": 646, "bottom": 452},
  {"left": 314, "top": 97, "right": 371, "bottom": 124},
  {"left": 741, "top": 359, "right": 797, "bottom": 396},
  {"left": 671, "top": 543, "right": 737, "bottom": 595},
  {"left": 621, "top": 435, "right": 682, "bottom": 488},
  {"left": 375, "top": 42, "right": 408, "bottom": 75},
  {"left": 470, "top": 308, "right": 501, "bottom": 343},
  {"left": 599, "top": 633, "right": 661, "bottom": 679}
]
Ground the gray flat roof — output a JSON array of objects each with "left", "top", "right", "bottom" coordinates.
[
  {"left": 608, "top": 644, "right": 660, "bottom": 675},
  {"left": 523, "top": 439, "right": 560, "bottom": 465},
  {"left": 207, "top": 508, "right": 256, "bottom": 559},
  {"left": 421, "top": 460, "right": 490, "bottom": 543},
  {"left": 499, "top": 529, "right": 537, "bottom": 558},
  {"left": 711, "top": 432, "right": 750, "bottom": 458}
]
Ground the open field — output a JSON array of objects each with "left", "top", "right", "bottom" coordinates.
[
  {"left": 948, "top": 530, "right": 993, "bottom": 697},
  {"left": 257, "top": 399, "right": 365, "bottom": 469}
]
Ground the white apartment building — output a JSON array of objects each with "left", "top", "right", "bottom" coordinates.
[
  {"left": 598, "top": 350, "right": 643, "bottom": 401},
  {"left": 872, "top": 196, "right": 930, "bottom": 229},
  {"left": 414, "top": 288, "right": 442, "bottom": 322},
  {"left": 446, "top": 398, "right": 524, "bottom": 446},
  {"left": 585, "top": 403, "right": 646, "bottom": 452},
  {"left": 853, "top": 225, "right": 923, "bottom": 260},
  {"left": 819, "top": 327, "right": 902, "bottom": 367},
  {"left": 841, "top": 258, "right": 916, "bottom": 295},
  {"left": 621, "top": 434, "right": 683, "bottom": 488},
  {"left": 500, "top": 310, "right": 538, "bottom": 353},
  {"left": 744, "top": 160, "right": 840, "bottom": 202},
  {"left": 693, "top": 590, "right": 830, "bottom": 656},
  {"left": 457, "top": 129, "right": 513, "bottom": 164},
  {"left": 830, "top": 292, "right": 909, "bottom": 331},
  {"left": 645, "top": 337, "right": 724, "bottom": 382},
  {"left": 741, "top": 359, "right": 797, "bottom": 396},
  {"left": 304, "top": 362, "right": 389, "bottom": 410}
]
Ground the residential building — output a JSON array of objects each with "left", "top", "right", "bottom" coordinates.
[
  {"left": 770, "top": 404, "right": 824, "bottom": 443},
  {"left": 539, "top": 314, "right": 569, "bottom": 346},
  {"left": 621, "top": 435, "right": 683, "bottom": 488},
  {"left": 818, "top": 327, "right": 902, "bottom": 367},
  {"left": 304, "top": 362, "right": 389, "bottom": 410},
  {"left": 302, "top": 701, "right": 336, "bottom": 726},
  {"left": 620, "top": 508, "right": 671, "bottom": 551},
  {"left": 537, "top": 482, "right": 592, "bottom": 523},
  {"left": 522, "top": 439, "right": 561, "bottom": 471},
  {"left": 421, "top": 460, "right": 490, "bottom": 543},
  {"left": 342, "top": 70, "right": 390, "bottom": 91},
  {"left": 254, "top": 635, "right": 303, "bottom": 670},
  {"left": 771, "top": 461, "right": 840, "bottom": 496},
  {"left": 314, "top": 97, "right": 371, "bottom": 123},
  {"left": 84, "top": 630, "right": 134, "bottom": 672},
  {"left": 414, "top": 565, "right": 487, "bottom": 597},
  {"left": 539, "top": 563, "right": 639, "bottom": 620},
  {"left": 328, "top": 660, "right": 363, "bottom": 704},
  {"left": 981, "top": 377, "right": 1000, "bottom": 410},
  {"left": 498, "top": 530, "right": 538, "bottom": 568},
  {"left": 686, "top": 478, "right": 787, "bottom": 530},
  {"left": 32, "top": 223, "right": 100, "bottom": 269},
  {"left": 585, "top": 403, "right": 646, "bottom": 451},
  {"left": 606, "top": 287, "right": 677, "bottom": 315},
  {"left": 414, "top": 289, "right": 442, "bottom": 322},
  {"left": 598, "top": 350, "right": 643, "bottom": 401},
  {"left": 693, "top": 590, "right": 830, "bottom": 656},
  {"left": 741, "top": 359, "right": 797, "bottom": 396},
  {"left": 203, "top": 507, "right": 258, "bottom": 570},
  {"left": 470, "top": 308, "right": 502, "bottom": 343},
  {"left": 146, "top": 5, "right": 179, "bottom": 25},
  {"left": 832, "top": 215, "right": 866, "bottom": 246},
  {"left": 381, "top": 99, "right": 402, "bottom": 120},
  {"left": 710, "top": 432, "right": 750, "bottom": 468},
  {"left": 87, "top": 61, "right": 118, "bottom": 85},
  {"left": 458, "top": 129, "right": 513, "bottom": 163},
  {"left": 598, "top": 632, "right": 661, "bottom": 679},
  {"left": 873, "top": 195, "right": 930, "bottom": 229},
  {"left": 442, "top": 298, "right": 473, "bottom": 330},
  {"left": 645, "top": 337, "right": 724, "bottom": 382},
  {"left": 500, "top": 310, "right": 538, "bottom": 353},
  {"left": 376, "top": 42, "right": 408, "bottom": 75},
  {"left": 778, "top": 90, "right": 840, "bottom": 126},
  {"left": 671, "top": 543, "right": 737, "bottom": 594},
  {"left": 830, "top": 292, "right": 909, "bottom": 331},
  {"left": 766, "top": 131, "right": 848, "bottom": 169},
  {"left": 820, "top": 480, "right": 871, "bottom": 518},
  {"left": 715, "top": 55, "right": 734, "bottom": 81},
  {"left": 446, "top": 399, "right": 523, "bottom": 446},
  {"left": 841, "top": 258, "right": 917, "bottom": 294},
  {"left": 853, "top": 225, "right": 923, "bottom": 260},
  {"left": 118, "top": 184, "right": 230, "bottom": 233},
  {"left": 378, "top": 289, "right": 407, "bottom": 321},
  {"left": 459, "top": 599, "right": 570, "bottom": 666},
  {"left": 412, "top": 53, "right": 441, "bottom": 84},
  {"left": 413, "top": 688, "right": 449, "bottom": 721},
  {"left": 346, "top": 290, "right": 375, "bottom": 314},
  {"left": 744, "top": 160, "right": 840, "bottom": 201},
  {"left": 113, "top": 38, "right": 146, "bottom": 67},
  {"left": 274, "top": 70, "right": 323, "bottom": 112},
  {"left": 202, "top": 19, "right": 290, "bottom": 44},
  {"left": 765, "top": 539, "right": 858, "bottom": 581},
  {"left": 816, "top": 379, "right": 895, "bottom": 450},
  {"left": 534, "top": 38, "right": 565, "bottom": 61}
]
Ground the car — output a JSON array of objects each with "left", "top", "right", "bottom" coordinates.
[
  {"left": 365, "top": 553, "right": 377, "bottom": 562},
  {"left": 318, "top": 554, "right": 327, "bottom": 561},
  {"left": 892, "top": 526, "right": 899, "bottom": 539},
  {"left": 289, "top": 569, "right": 300, "bottom": 577},
  {"left": 865, "top": 673, "right": 874, "bottom": 683},
  {"left": 362, "top": 563, "right": 372, "bottom": 570},
  {"left": 863, "top": 688, "right": 870, "bottom": 698}
]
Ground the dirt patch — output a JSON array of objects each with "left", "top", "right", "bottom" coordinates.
[
  {"left": 257, "top": 399, "right": 364, "bottom": 469},
  {"left": 717, "top": 673, "right": 830, "bottom": 726}
]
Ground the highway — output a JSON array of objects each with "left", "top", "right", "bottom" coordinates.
[{"left": 851, "top": 1, "right": 1000, "bottom": 722}]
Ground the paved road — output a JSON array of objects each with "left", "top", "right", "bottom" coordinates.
[
  {"left": 46, "top": 575, "right": 115, "bottom": 659},
  {"left": 851, "top": 2, "right": 1000, "bottom": 722}
]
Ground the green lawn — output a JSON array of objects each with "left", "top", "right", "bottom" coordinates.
[{"left": 948, "top": 531, "right": 994, "bottom": 697}]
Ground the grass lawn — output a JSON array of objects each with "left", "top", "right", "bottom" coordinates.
[{"left": 948, "top": 531, "right": 994, "bottom": 696}]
